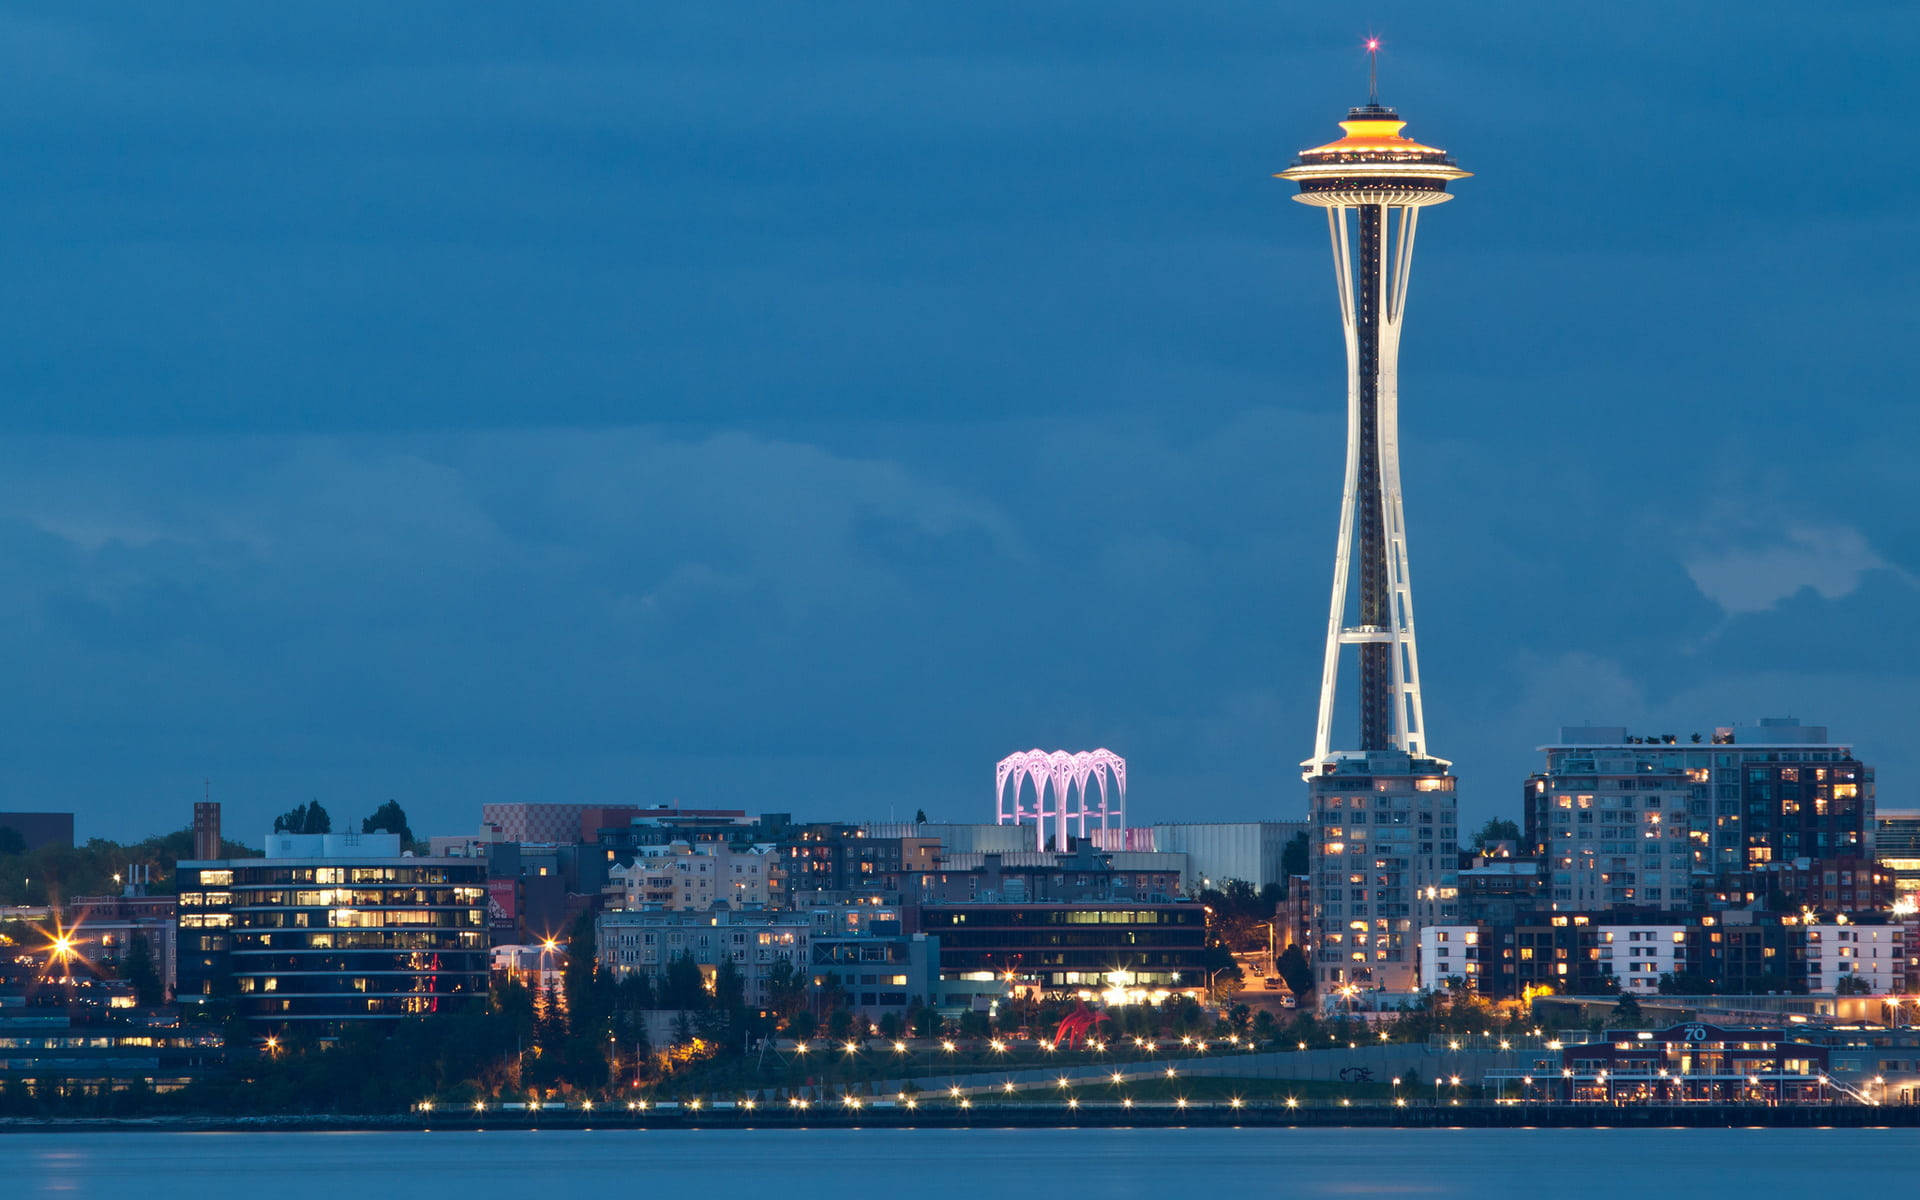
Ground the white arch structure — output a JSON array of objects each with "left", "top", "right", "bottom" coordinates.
[{"left": 995, "top": 749, "right": 1127, "bottom": 852}]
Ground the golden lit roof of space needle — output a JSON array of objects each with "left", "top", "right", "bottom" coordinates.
[{"left": 1276, "top": 38, "right": 1470, "bottom": 208}]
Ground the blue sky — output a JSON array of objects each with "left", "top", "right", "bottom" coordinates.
[{"left": 0, "top": 3, "right": 1914, "bottom": 843}]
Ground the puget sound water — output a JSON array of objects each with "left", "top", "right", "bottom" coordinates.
[{"left": 16, "top": 1127, "right": 1920, "bottom": 1198}]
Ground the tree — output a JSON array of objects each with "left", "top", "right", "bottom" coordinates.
[
  {"left": 1471, "top": 818, "right": 1521, "bottom": 851},
  {"left": 660, "top": 952, "right": 708, "bottom": 1010},
  {"left": 913, "top": 809, "right": 928, "bottom": 824},
  {"left": 561, "top": 911, "right": 602, "bottom": 1034},
  {"left": 911, "top": 1003, "right": 942, "bottom": 1039},
  {"left": 764, "top": 959, "right": 808, "bottom": 1023},
  {"left": 1281, "top": 831, "right": 1309, "bottom": 879},
  {"left": 272, "top": 802, "right": 331, "bottom": 835},
  {"left": 121, "top": 933, "right": 164, "bottom": 1006},
  {"left": 0, "top": 827, "right": 24, "bottom": 856},
  {"left": 1201, "top": 943, "right": 1243, "bottom": 1002},
  {"left": 1835, "top": 974, "right": 1874, "bottom": 995},
  {"left": 1276, "top": 944, "right": 1315, "bottom": 1000},
  {"left": 1613, "top": 990, "right": 1643, "bottom": 1027},
  {"left": 1657, "top": 970, "right": 1717, "bottom": 995},
  {"left": 361, "top": 800, "right": 414, "bottom": 845}
]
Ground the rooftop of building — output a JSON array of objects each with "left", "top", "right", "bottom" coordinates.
[{"left": 1541, "top": 718, "right": 1850, "bottom": 751}]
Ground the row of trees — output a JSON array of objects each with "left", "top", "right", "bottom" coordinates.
[
  {"left": 272, "top": 799, "right": 414, "bottom": 845},
  {"left": 0, "top": 828, "right": 256, "bottom": 906},
  {"left": 0, "top": 801, "right": 418, "bottom": 905}
]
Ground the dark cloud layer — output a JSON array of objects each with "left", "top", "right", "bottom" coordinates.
[{"left": 0, "top": 3, "right": 1911, "bottom": 839}]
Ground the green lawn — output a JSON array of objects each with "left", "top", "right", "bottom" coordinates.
[{"left": 652, "top": 1039, "right": 1277, "bottom": 1098}]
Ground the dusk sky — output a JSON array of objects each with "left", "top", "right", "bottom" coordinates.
[{"left": 1, "top": 4, "right": 1914, "bottom": 843}]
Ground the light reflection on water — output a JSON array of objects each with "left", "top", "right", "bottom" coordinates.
[{"left": 14, "top": 1127, "right": 1916, "bottom": 1198}]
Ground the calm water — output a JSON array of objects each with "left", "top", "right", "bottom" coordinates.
[{"left": 15, "top": 1127, "right": 1920, "bottom": 1197}]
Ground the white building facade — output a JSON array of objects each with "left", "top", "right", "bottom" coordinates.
[
  {"left": 1598, "top": 924, "right": 1689, "bottom": 992},
  {"left": 607, "top": 841, "right": 780, "bottom": 911},
  {"left": 1804, "top": 922, "right": 1904, "bottom": 994}
]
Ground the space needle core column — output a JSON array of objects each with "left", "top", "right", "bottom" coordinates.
[{"left": 1278, "top": 60, "right": 1468, "bottom": 771}]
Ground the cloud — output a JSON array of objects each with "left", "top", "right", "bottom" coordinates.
[{"left": 1685, "top": 524, "right": 1900, "bottom": 615}]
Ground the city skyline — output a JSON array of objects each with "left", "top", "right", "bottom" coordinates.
[{"left": 0, "top": 5, "right": 1913, "bottom": 841}]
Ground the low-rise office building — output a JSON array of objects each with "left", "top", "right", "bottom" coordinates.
[
  {"left": 0, "top": 1011, "right": 222, "bottom": 1095},
  {"left": 176, "top": 832, "right": 489, "bottom": 1028},
  {"left": 69, "top": 890, "right": 178, "bottom": 997},
  {"left": 913, "top": 901, "right": 1208, "bottom": 997},
  {"left": 1491, "top": 1023, "right": 1833, "bottom": 1104}
]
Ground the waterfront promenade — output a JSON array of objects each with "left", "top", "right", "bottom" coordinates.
[{"left": 747, "top": 1041, "right": 1534, "bottom": 1101}]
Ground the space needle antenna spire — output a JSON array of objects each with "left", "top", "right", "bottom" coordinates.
[{"left": 1366, "top": 35, "right": 1380, "bottom": 105}]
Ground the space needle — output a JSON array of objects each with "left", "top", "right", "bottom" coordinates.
[
  {"left": 1278, "top": 42, "right": 1468, "bottom": 994},
  {"left": 1278, "top": 40, "right": 1469, "bottom": 772}
]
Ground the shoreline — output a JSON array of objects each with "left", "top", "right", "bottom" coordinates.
[{"left": 3, "top": 1103, "right": 1914, "bottom": 1133}]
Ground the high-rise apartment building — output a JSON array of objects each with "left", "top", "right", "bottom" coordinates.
[
  {"left": 1877, "top": 811, "right": 1920, "bottom": 908},
  {"left": 1529, "top": 721, "right": 1875, "bottom": 892},
  {"left": 1523, "top": 747, "right": 1696, "bottom": 912},
  {"left": 1308, "top": 754, "right": 1459, "bottom": 991}
]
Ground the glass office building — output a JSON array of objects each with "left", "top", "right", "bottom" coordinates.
[{"left": 176, "top": 832, "right": 489, "bottom": 1029}]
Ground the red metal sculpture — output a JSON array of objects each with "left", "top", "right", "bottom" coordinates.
[{"left": 1052, "top": 1002, "right": 1111, "bottom": 1048}]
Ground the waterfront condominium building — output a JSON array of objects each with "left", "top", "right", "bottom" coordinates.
[
  {"left": 1523, "top": 746, "right": 1696, "bottom": 912},
  {"left": 596, "top": 902, "right": 938, "bottom": 1018},
  {"left": 175, "top": 832, "right": 489, "bottom": 1028},
  {"left": 1529, "top": 720, "right": 1875, "bottom": 881},
  {"left": 1802, "top": 921, "right": 1905, "bottom": 994},
  {"left": 1308, "top": 750, "right": 1459, "bottom": 993},
  {"left": 597, "top": 907, "right": 814, "bottom": 1010},
  {"left": 1421, "top": 921, "right": 1692, "bottom": 997}
]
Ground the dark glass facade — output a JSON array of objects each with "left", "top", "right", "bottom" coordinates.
[
  {"left": 175, "top": 858, "right": 489, "bottom": 1028},
  {"left": 914, "top": 903, "right": 1207, "bottom": 989}
]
